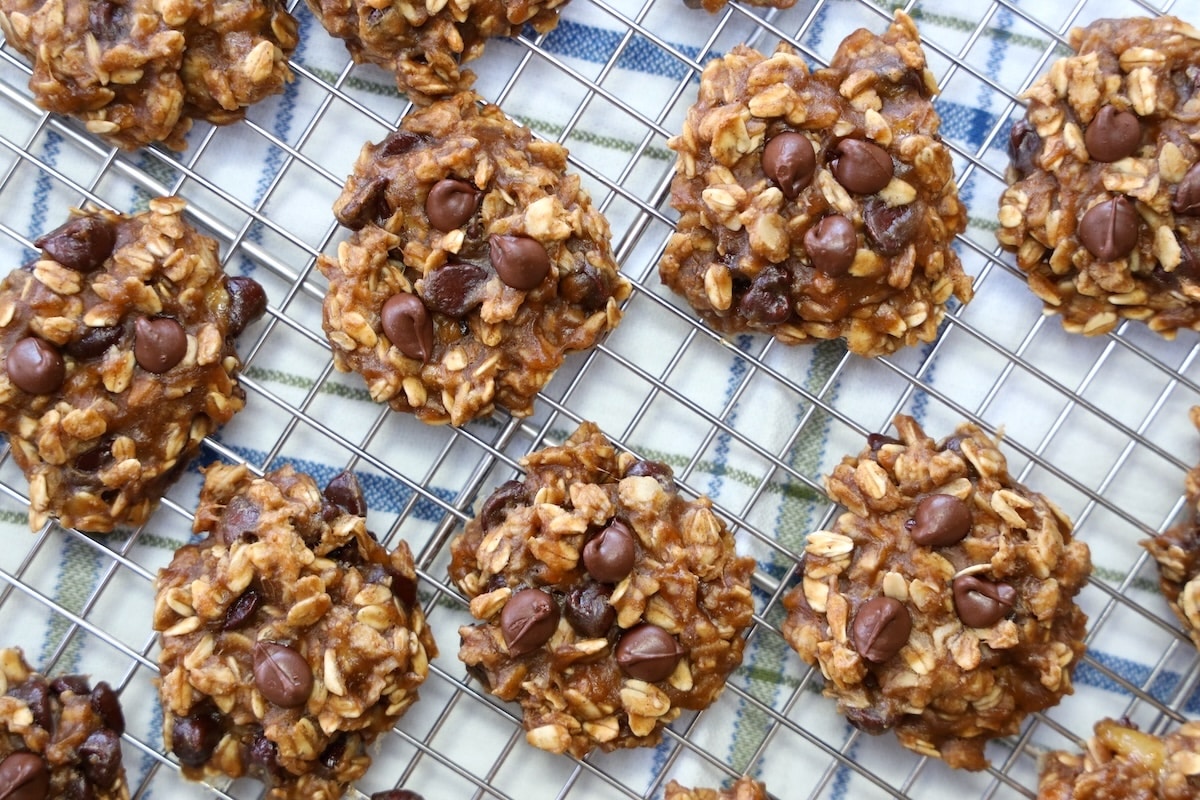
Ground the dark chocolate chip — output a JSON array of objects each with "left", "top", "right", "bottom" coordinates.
[
  {"left": 804, "top": 215, "right": 857, "bottom": 276},
  {"left": 738, "top": 264, "right": 792, "bottom": 324},
  {"left": 221, "top": 589, "right": 261, "bottom": 631},
  {"left": 170, "top": 712, "right": 221, "bottom": 767},
  {"left": 73, "top": 439, "right": 111, "bottom": 472},
  {"left": 1007, "top": 119, "right": 1042, "bottom": 178},
  {"left": 133, "top": 316, "right": 187, "bottom": 373},
  {"left": 323, "top": 470, "right": 367, "bottom": 518},
  {"left": 50, "top": 675, "right": 90, "bottom": 696},
  {"left": 1084, "top": 105, "right": 1141, "bottom": 163},
  {"left": 830, "top": 139, "right": 893, "bottom": 194},
  {"left": 370, "top": 791, "right": 425, "bottom": 800},
  {"left": 6, "top": 337, "right": 65, "bottom": 395},
  {"left": 379, "top": 130, "right": 424, "bottom": 157},
  {"left": 425, "top": 179, "right": 480, "bottom": 232},
  {"left": 863, "top": 199, "right": 919, "bottom": 256},
  {"left": 559, "top": 264, "right": 610, "bottom": 310},
  {"left": 500, "top": 588, "right": 560, "bottom": 656},
  {"left": 334, "top": 175, "right": 388, "bottom": 230},
  {"left": 624, "top": 460, "right": 676, "bottom": 492},
  {"left": 1173, "top": 163, "right": 1200, "bottom": 216},
  {"left": 0, "top": 752, "right": 49, "bottom": 800},
  {"left": 35, "top": 215, "right": 115, "bottom": 273},
  {"left": 582, "top": 519, "right": 637, "bottom": 583},
  {"left": 489, "top": 234, "right": 551, "bottom": 291},
  {"left": 851, "top": 596, "right": 911, "bottom": 663},
  {"left": 762, "top": 132, "right": 816, "bottom": 199},
  {"left": 381, "top": 293, "right": 434, "bottom": 362},
  {"left": 867, "top": 433, "right": 901, "bottom": 451},
  {"left": 319, "top": 734, "right": 346, "bottom": 771},
  {"left": 65, "top": 324, "right": 123, "bottom": 360},
  {"left": 79, "top": 728, "right": 122, "bottom": 788},
  {"left": 226, "top": 276, "right": 268, "bottom": 336},
  {"left": 908, "top": 494, "right": 972, "bottom": 547},
  {"left": 1078, "top": 196, "right": 1138, "bottom": 262},
  {"left": 953, "top": 574, "right": 1016, "bottom": 628},
  {"left": 90, "top": 682, "right": 125, "bottom": 735},
  {"left": 252, "top": 642, "right": 313, "bottom": 708},
  {"left": 563, "top": 582, "right": 615, "bottom": 638},
  {"left": 614, "top": 623, "right": 685, "bottom": 682},
  {"left": 390, "top": 570, "right": 418, "bottom": 608},
  {"left": 479, "top": 479, "right": 527, "bottom": 532},
  {"left": 214, "top": 494, "right": 259, "bottom": 545},
  {"left": 8, "top": 679, "right": 51, "bottom": 730},
  {"left": 421, "top": 261, "right": 489, "bottom": 318}
]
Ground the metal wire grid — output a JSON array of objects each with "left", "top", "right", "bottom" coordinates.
[{"left": 0, "top": 0, "right": 1199, "bottom": 797}]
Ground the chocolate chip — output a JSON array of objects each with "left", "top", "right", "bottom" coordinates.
[
  {"left": 738, "top": 264, "right": 792, "bottom": 324},
  {"left": 908, "top": 494, "right": 972, "bottom": 548},
  {"left": 1078, "top": 196, "right": 1138, "bottom": 261},
  {"left": 65, "top": 324, "right": 123, "bottom": 360},
  {"left": 624, "top": 460, "right": 676, "bottom": 492},
  {"left": 323, "top": 469, "right": 367, "bottom": 519},
  {"left": 582, "top": 520, "right": 636, "bottom": 583},
  {"left": 863, "top": 199, "right": 918, "bottom": 256},
  {"left": 500, "top": 588, "right": 560, "bottom": 656},
  {"left": 170, "top": 712, "right": 221, "bottom": 767},
  {"left": 319, "top": 734, "right": 346, "bottom": 771},
  {"left": 479, "top": 479, "right": 527, "bottom": 532},
  {"left": 6, "top": 337, "right": 65, "bottom": 394},
  {"left": 252, "top": 642, "right": 313, "bottom": 708},
  {"left": 867, "top": 433, "right": 901, "bottom": 451},
  {"left": 425, "top": 179, "right": 480, "bottom": 232},
  {"left": 804, "top": 215, "right": 857, "bottom": 276},
  {"left": 381, "top": 293, "right": 434, "bottom": 362},
  {"left": 215, "top": 494, "right": 259, "bottom": 545},
  {"left": 370, "top": 791, "right": 425, "bottom": 800},
  {"left": 9, "top": 679, "right": 51, "bottom": 730},
  {"left": 1084, "top": 105, "right": 1141, "bottom": 163},
  {"left": 133, "top": 316, "right": 187, "bottom": 373},
  {"left": 35, "top": 215, "right": 115, "bottom": 273},
  {"left": 50, "top": 675, "right": 90, "bottom": 696},
  {"left": 221, "top": 589, "right": 261, "bottom": 630},
  {"left": 851, "top": 596, "right": 911, "bottom": 663},
  {"left": 563, "top": 582, "right": 615, "bottom": 638},
  {"left": 79, "top": 728, "right": 122, "bottom": 788},
  {"left": 389, "top": 570, "right": 418, "bottom": 608},
  {"left": 0, "top": 752, "right": 49, "bottom": 800},
  {"left": 335, "top": 175, "right": 388, "bottom": 230},
  {"left": 1007, "top": 119, "right": 1042, "bottom": 178},
  {"left": 762, "top": 132, "right": 816, "bottom": 199},
  {"left": 379, "top": 130, "right": 424, "bottom": 157},
  {"left": 559, "top": 264, "right": 610, "bottom": 310},
  {"left": 226, "top": 276, "right": 268, "bottom": 336},
  {"left": 421, "top": 261, "right": 489, "bottom": 318},
  {"left": 1173, "top": 163, "right": 1200, "bottom": 216},
  {"left": 489, "top": 234, "right": 551, "bottom": 291},
  {"left": 830, "top": 139, "right": 893, "bottom": 194},
  {"left": 90, "top": 682, "right": 125, "bottom": 735},
  {"left": 615, "top": 623, "right": 685, "bottom": 682},
  {"left": 953, "top": 575, "right": 1016, "bottom": 628}
]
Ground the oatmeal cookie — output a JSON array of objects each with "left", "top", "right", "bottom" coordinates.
[
  {"left": 0, "top": 198, "right": 265, "bottom": 532},
  {"left": 781, "top": 415, "right": 1092, "bottom": 770},
  {"left": 449, "top": 422, "right": 755, "bottom": 757},
  {"left": 321, "top": 92, "right": 629, "bottom": 426},
  {"left": 0, "top": 648, "right": 129, "bottom": 800},
  {"left": 154, "top": 463, "right": 436, "bottom": 800},
  {"left": 0, "top": 0, "right": 297, "bottom": 150},
  {"left": 665, "top": 776, "right": 769, "bottom": 800},
  {"left": 998, "top": 15, "right": 1200, "bottom": 338},
  {"left": 305, "top": 0, "right": 566, "bottom": 105},
  {"left": 1143, "top": 407, "right": 1200, "bottom": 649},
  {"left": 658, "top": 11, "right": 972, "bottom": 357},
  {"left": 1038, "top": 718, "right": 1200, "bottom": 800}
]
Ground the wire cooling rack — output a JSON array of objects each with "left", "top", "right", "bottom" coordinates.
[{"left": 2, "top": 0, "right": 1200, "bottom": 797}]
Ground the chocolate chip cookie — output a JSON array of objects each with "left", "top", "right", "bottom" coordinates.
[
  {"left": 998, "top": 15, "right": 1200, "bottom": 338},
  {"left": 665, "top": 777, "right": 769, "bottom": 800},
  {"left": 659, "top": 11, "right": 972, "bottom": 357},
  {"left": 0, "top": 648, "right": 129, "bottom": 800},
  {"left": 0, "top": 198, "right": 265, "bottom": 532},
  {"left": 305, "top": 0, "right": 566, "bottom": 105},
  {"left": 1038, "top": 718, "right": 1200, "bottom": 800},
  {"left": 0, "top": 0, "right": 297, "bottom": 150},
  {"left": 449, "top": 422, "right": 755, "bottom": 757},
  {"left": 781, "top": 415, "right": 1092, "bottom": 770},
  {"left": 321, "top": 92, "right": 630, "bottom": 426},
  {"left": 154, "top": 463, "right": 436, "bottom": 799}
]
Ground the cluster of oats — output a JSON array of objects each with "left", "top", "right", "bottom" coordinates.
[{"left": 664, "top": 777, "right": 769, "bottom": 800}]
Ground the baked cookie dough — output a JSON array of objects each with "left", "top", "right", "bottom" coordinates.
[
  {"left": 154, "top": 463, "right": 436, "bottom": 799},
  {"left": 1038, "top": 718, "right": 1200, "bottom": 800},
  {"left": 0, "top": 0, "right": 297, "bottom": 150},
  {"left": 305, "top": 0, "right": 566, "bottom": 105},
  {"left": 665, "top": 777, "right": 769, "bottom": 800},
  {"left": 781, "top": 415, "right": 1092, "bottom": 770},
  {"left": 998, "top": 15, "right": 1200, "bottom": 338},
  {"left": 0, "top": 198, "right": 265, "bottom": 532},
  {"left": 0, "top": 647, "right": 129, "bottom": 800},
  {"left": 659, "top": 11, "right": 972, "bottom": 357},
  {"left": 449, "top": 422, "right": 755, "bottom": 757},
  {"left": 321, "top": 92, "right": 630, "bottom": 426}
]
